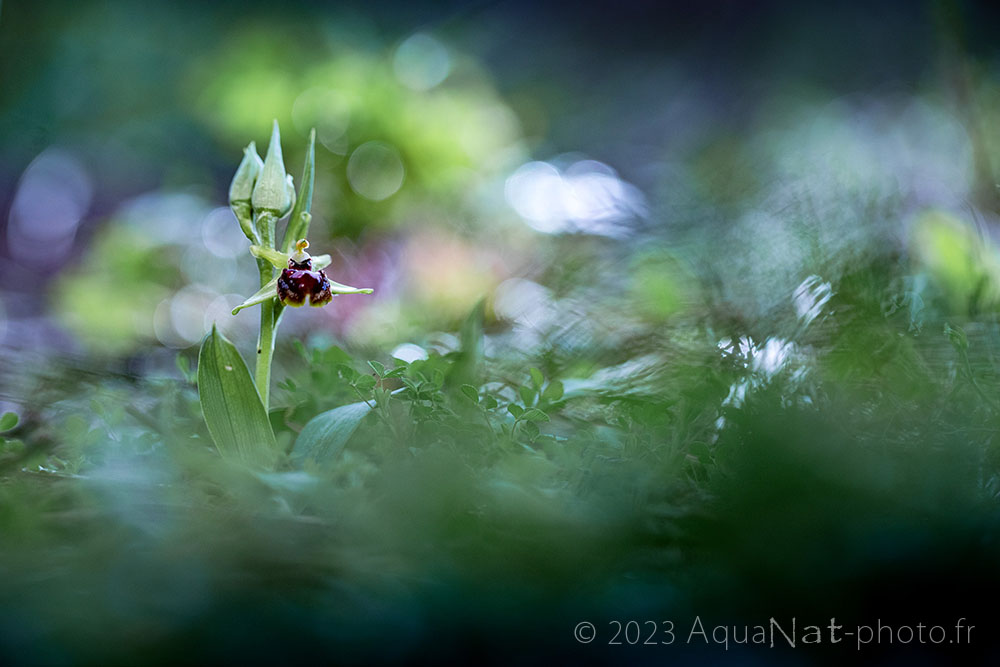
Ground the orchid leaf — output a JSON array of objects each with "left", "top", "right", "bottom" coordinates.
[
  {"left": 197, "top": 325, "right": 276, "bottom": 468},
  {"left": 291, "top": 400, "right": 372, "bottom": 465}
]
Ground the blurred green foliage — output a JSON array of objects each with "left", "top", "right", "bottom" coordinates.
[
  {"left": 7, "top": 237, "right": 1000, "bottom": 660},
  {"left": 6, "top": 1, "right": 1000, "bottom": 663}
]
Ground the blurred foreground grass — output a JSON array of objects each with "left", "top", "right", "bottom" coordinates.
[{"left": 4, "top": 214, "right": 1000, "bottom": 663}]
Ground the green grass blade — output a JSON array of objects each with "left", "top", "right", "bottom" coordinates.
[
  {"left": 197, "top": 325, "right": 276, "bottom": 468},
  {"left": 450, "top": 299, "right": 484, "bottom": 387}
]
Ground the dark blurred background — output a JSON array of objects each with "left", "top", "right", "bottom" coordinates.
[
  {"left": 5, "top": 1, "right": 1000, "bottom": 664},
  {"left": 3, "top": 0, "right": 1000, "bottom": 360}
]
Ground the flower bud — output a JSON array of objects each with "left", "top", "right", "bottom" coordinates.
[
  {"left": 229, "top": 142, "right": 263, "bottom": 241},
  {"left": 282, "top": 174, "right": 296, "bottom": 218},
  {"left": 229, "top": 142, "right": 263, "bottom": 203},
  {"left": 252, "top": 120, "right": 291, "bottom": 216}
]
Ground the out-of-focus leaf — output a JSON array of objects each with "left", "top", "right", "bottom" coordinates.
[
  {"left": 292, "top": 401, "right": 372, "bottom": 465},
  {"left": 197, "top": 325, "right": 276, "bottom": 468},
  {"left": 176, "top": 353, "right": 196, "bottom": 383},
  {"left": 507, "top": 404, "right": 524, "bottom": 419},
  {"left": 913, "top": 211, "right": 1000, "bottom": 312},
  {"left": 384, "top": 366, "right": 407, "bottom": 379},
  {"left": 0, "top": 412, "right": 18, "bottom": 432},
  {"left": 521, "top": 408, "right": 549, "bottom": 422},
  {"left": 451, "top": 299, "right": 484, "bottom": 387},
  {"left": 542, "top": 380, "right": 564, "bottom": 402},
  {"left": 460, "top": 385, "right": 479, "bottom": 403},
  {"left": 945, "top": 322, "right": 969, "bottom": 351},
  {"left": 529, "top": 368, "right": 544, "bottom": 389},
  {"left": 518, "top": 385, "right": 535, "bottom": 406}
]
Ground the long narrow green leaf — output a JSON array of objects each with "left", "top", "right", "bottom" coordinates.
[
  {"left": 450, "top": 298, "right": 484, "bottom": 387},
  {"left": 198, "top": 325, "right": 276, "bottom": 468},
  {"left": 291, "top": 400, "right": 372, "bottom": 465},
  {"left": 282, "top": 128, "right": 316, "bottom": 253}
]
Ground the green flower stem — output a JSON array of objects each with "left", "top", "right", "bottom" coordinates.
[
  {"left": 254, "top": 211, "right": 279, "bottom": 410},
  {"left": 256, "top": 298, "right": 277, "bottom": 410}
]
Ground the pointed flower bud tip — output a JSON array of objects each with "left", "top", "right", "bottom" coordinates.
[
  {"left": 228, "top": 141, "right": 263, "bottom": 204},
  {"left": 251, "top": 120, "right": 291, "bottom": 214}
]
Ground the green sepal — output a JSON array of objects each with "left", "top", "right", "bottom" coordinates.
[
  {"left": 327, "top": 279, "right": 374, "bottom": 295},
  {"left": 249, "top": 245, "right": 332, "bottom": 271},
  {"left": 232, "top": 278, "right": 280, "bottom": 315}
]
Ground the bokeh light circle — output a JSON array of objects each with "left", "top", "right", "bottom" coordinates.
[
  {"left": 393, "top": 33, "right": 451, "bottom": 91},
  {"left": 347, "top": 141, "right": 406, "bottom": 201}
]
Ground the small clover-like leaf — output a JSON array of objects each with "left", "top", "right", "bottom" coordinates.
[
  {"left": 0, "top": 412, "right": 19, "bottom": 432},
  {"left": 542, "top": 380, "right": 564, "bottom": 402},
  {"left": 460, "top": 384, "right": 479, "bottom": 403},
  {"left": 521, "top": 408, "right": 550, "bottom": 422}
]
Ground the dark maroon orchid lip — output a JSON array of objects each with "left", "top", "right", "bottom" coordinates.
[{"left": 277, "top": 267, "right": 333, "bottom": 307}]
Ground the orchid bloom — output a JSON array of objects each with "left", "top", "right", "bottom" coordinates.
[{"left": 232, "top": 239, "right": 373, "bottom": 315}]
